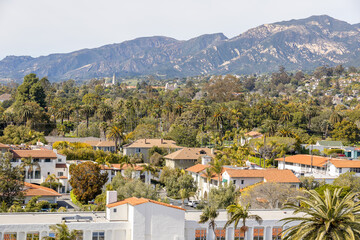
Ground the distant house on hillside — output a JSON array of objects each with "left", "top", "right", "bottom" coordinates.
[
  {"left": 303, "top": 140, "right": 344, "bottom": 154},
  {"left": 164, "top": 148, "right": 215, "bottom": 169},
  {"left": 85, "top": 140, "right": 116, "bottom": 152},
  {"left": 0, "top": 93, "right": 11, "bottom": 102},
  {"left": 45, "top": 136, "right": 102, "bottom": 145},
  {"left": 123, "top": 139, "right": 182, "bottom": 163},
  {"left": 240, "top": 131, "right": 263, "bottom": 146}
]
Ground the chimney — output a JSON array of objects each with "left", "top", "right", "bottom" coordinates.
[
  {"left": 145, "top": 139, "right": 147, "bottom": 144},
  {"left": 106, "top": 191, "right": 117, "bottom": 205},
  {"left": 211, "top": 148, "right": 214, "bottom": 155}
]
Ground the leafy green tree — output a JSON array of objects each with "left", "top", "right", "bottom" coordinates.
[
  {"left": 15, "top": 73, "right": 46, "bottom": 108},
  {"left": 332, "top": 119, "right": 360, "bottom": 144},
  {"left": 0, "top": 152, "right": 24, "bottom": 206},
  {"left": 299, "top": 176, "right": 324, "bottom": 190},
  {"left": 111, "top": 174, "right": 159, "bottom": 200},
  {"left": 25, "top": 196, "right": 41, "bottom": 212},
  {"left": 224, "top": 203, "right": 262, "bottom": 236},
  {"left": 0, "top": 125, "right": 46, "bottom": 144},
  {"left": 167, "top": 125, "right": 198, "bottom": 147},
  {"left": 160, "top": 168, "right": 197, "bottom": 198},
  {"left": 315, "top": 184, "right": 351, "bottom": 199},
  {"left": 333, "top": 172, "right": 360, "bottom": 192},
  {"left": 69, "top": 162, "right": 108, "bottom": 203},
  {"left": 80, "top": 104, "right": 95, "bottom": 128},
  {"left": 208, "top": 182, "right": 237, "bottom": 209},
  {"left": 282, "top": 188, "right": 360, "bottom": 239}
]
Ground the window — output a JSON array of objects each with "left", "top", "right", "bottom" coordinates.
[
  {"left": 58, "top": 172, "right": 64, "bottom": 177},
  {"left": 34, "top": 171, "right": 41, "bottom": 179},
  {"left": 92, "top": 231, "right": 105, "bottom": 240},
  {"left": 49, "top": 233, "right": 55, "bottom": 238},
  {"left": 253, "top": 227, "right": 264, "bottom": 240},
  {"left": 113, "top": 208, "right": 117, "bottom": 213},
  {"left": 351, "top": 168, "right": 360, "bottom": 173},
  {"left": 233, "top": 180, "right": 236, "bottom": 184},
  {"left": 195, "top": 229, "right": 206, "bottom": 240},
  {"left": 215, "top": 229, "right": 226, "bottom": 240},
  {"left": 58, "top": 159, "right": 62, "bottom": 162},
  {"left": 10, "top": 159, "right": 17, "bottom": 162},
  {"left": 4, "top": 233, "right": 17, "bottom": 240},
  {"left": 136, "top": 148, "right": 141, "bottom": 153},
  {"left": 339, "top": 168, "right": 342, "bottom": 173},
  {"left": 286, "top": 162, "right": 293, "bottom": 166},
  {"left": 45, "top": 159, "right": 51, "bottom": 162},
  {"left": 241, "top": 180, "right": 244, "bottom": 184},
  {"left": 26, "top": 232, "right": 39, "bottom": 240},
  {"left": 47, "top": 172, "right": 50, "bottom": 175},
  {"left": 234, "top": 229, "right": 245, "bottom": 240},
  {"left": 272, "top": 227, "right": 282, "bottom": 240},
  {"left": 33, "top": 159, "right": 40, "bottom": 163}
]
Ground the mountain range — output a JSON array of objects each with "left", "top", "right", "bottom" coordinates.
[{"left": 1, "top": 15, "right": 360, "bottom": 82}]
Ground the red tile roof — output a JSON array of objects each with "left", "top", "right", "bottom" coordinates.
[
  {"left": 23, "top": 182, "right": 61, "bottom": 197},
  {"left": 164, "top": 148, "right": 214, "bottom": 160},
  {"left": 111, "top": 164, "right": 144, "bottom": 171},
  {"left": 186, "top": 164, "right": 209, "bottom": 173},
  {"left": 224, "top": 168, "right": 300, "bottom": 183},
  {"left": 106, "top": 197, "right": 185, "bottom": 211},
  {"left": 12, "top": 149, "right": 57, "bottom": 159},
  {"left": 275, "top": 154, "right": 360, "bottom": 168}
]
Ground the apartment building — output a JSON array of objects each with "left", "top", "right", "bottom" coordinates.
[{"left": 0, "top": 191, "right": 298, "bottom": 240}]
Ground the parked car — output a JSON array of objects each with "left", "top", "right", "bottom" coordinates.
[{"left": 187, "top": 200, "right": 199, "bottom": 207}]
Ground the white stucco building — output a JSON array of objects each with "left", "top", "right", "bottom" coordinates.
[
  {"left": 276, "top": 154, "right": 360, "bottom": 183},
  {"left": 0, "top": 191, "right": 298, "bottom": 240},
  {"left": 186, "top": 163, "right": 300, "bottom": 198}
]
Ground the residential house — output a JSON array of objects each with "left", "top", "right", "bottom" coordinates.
[
  {"left": 23, "top": 182, "right": 61, "bottom": 204},
  {"left": 85, "top": 140, "right": 116, "bottom": 152},
  {"left": 123, "top": 139, "right": 182, "bottom": 163},
  {"left": 164, "top": 148, "right": 214, "bottom": 169},
  {"left": 304, "top": 140, "right": 344, "bottom": 154},
  {"left": 187, "top": 163, "right": 299, "bottom": 198},
  {"left": 276, "top": 154, "right": 360, "bottom": 182},
  {"left": 44, "top": 136, "right": 102, "bottom": 145},
  {"left": 9, "top": 148, "right": 69, "bottom": 192},
  {"left": 240, "top": 131, "right": 263, "bottom": 146},
  {"left": 0, "top": 93, "right": 11, "bottom": 102}
]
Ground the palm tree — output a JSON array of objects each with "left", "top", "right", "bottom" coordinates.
[
  {"left": 179, "top": 188, "right": 194, "bottom": 208},
  {"left": 224, "top": 203, "right": 262, "bottom": 236},
  {"left": 210, "top": 160, "right": 223, "bottom": 187},
  {"left": 81, "top": 105, "right": 95, "bottom": 128},
  {"left": 98, "top": 104, "right": 113, "bottom": 122},
  {"left": 203, "top": 167, "right": 213, "bottom": 197},
  {"left": 141, "top": 164, "right": 157, "bottom": 184},
  {"left": 281, "top": 188, "right": 360, "bottom": 240},
  {"left": 19, "top": 157, "right": 40, "bottom": 180},
  {"left": 199, "top": 206, "right": 219, "bottom": 237},
  {"left": 45, "top": 174, "right": 60, "bottom": 191},
  {"left": 43, "top": 221, "right": 79, "bottom": 240},
  {"left": 107, "top": 125, "right": 124, "bottom": 152},
  {"left": 277, "top": 144, "right": 290, "bottom": 170}
]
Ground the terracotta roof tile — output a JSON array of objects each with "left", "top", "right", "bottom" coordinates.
[
  {"left": 12, "top": 149, "right": 57, "bottom": 159},
  {"left": 0, "top": 143, "right": 10, "bottom": 148},
  {"left": 124, "top": 139, "right": 181, "bottom": 149},
  {"left": 111, "top": 164, "right": 144, "bottom": 171},
  {"left": 186, "top": 164, "right": 209, "bottom": 173},
  {"left": 57, "top": 176, "right": 68, "bottom": 179},
  {"left": 23, "top": 182, "right": 61, "bottom": 197},
  {"left": 275, "top": 154, "right": 360, "bottom": 168},
  {"left": 164, "top": 148, "right": 214, "bottom": 160},
  {"left": 245, "top": 131, "right": 263, "bottom": 137},
  {"left": 106, "top": 197, "right": 185, "bottom": 211},
  {"left": 225, "top": 168, "right": 300, "bottom": 183}
]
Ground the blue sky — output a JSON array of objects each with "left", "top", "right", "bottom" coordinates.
[{"left": 0, "top": 0, "right": 359, "bottom": 60}]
